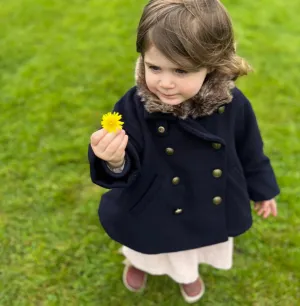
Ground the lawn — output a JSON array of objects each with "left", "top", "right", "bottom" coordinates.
[{"left": 0, "top": 0, "right": 299, "bottom": 305}]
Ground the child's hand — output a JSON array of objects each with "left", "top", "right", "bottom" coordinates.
[
  {"left": 90, "top": 129, "right": 128, "bottom": 167},
  {"left": 254, "top": 199, "right": 278, "bottom": 218}
]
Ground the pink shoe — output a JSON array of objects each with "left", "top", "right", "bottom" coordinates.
[
  {"left": 179, "top": 276, "right": 205, "bottom": 303},
  {"left": 122, "top": 264, "right": 147, "bottom": 292}
]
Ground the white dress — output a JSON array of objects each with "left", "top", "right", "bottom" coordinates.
[
  {"left": 107, "top": 163, "right": 234, "bottom": 284},
  {"left": 121, "top": 238, "right": 233, "bottom": 284}
]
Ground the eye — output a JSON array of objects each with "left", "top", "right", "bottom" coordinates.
[
  {"left": 148, "top": 65, "right": 161, "bottom": 72},
  {"left": 175, "top": 69, "right": 188, "bottom": 75}
]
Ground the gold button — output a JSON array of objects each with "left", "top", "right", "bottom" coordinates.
[
  {"left": 165, "top": 148, "right": 174, "bottom": 155},
  {"left": 213, "top": 197, "right": 222, "bottom": 205},
  {"left": 218, "top": 106, "right": 225, "bottom": 114},
  {"left": 172, "top": 177, "right": 180, "bottom": 185},
  {"left": 212, "top": 143, "right": 222, "bottom": 150},
  {"left": 158, "top": 126, "right": 165, "bottom": 133},
  {"left": 213, "top": 169, "right": 223, "bottom": 178},
  {"left": 174, "top": 208, "right": 183, "bottom": 215}
]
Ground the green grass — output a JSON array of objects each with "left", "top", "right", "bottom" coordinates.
[{"left": 0, "top": 0, "right": 299, "bottom": 305}]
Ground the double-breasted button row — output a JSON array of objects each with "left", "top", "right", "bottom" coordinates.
[
  {"left": 172, "top": 175, "right": 181, "bottom": 214},
  {"left": 212, "top": 140, "right": 222, "bottom": 205},
  {"left": 175, "top": 197, "right": 222, "bottom": 212},
  {"left": 159, "top": 120, "right": 223, "bottom": 210}
]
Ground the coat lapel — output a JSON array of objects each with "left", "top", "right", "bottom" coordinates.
[{"left": 179, "top": 117, "right": 226, "bottom": 144}]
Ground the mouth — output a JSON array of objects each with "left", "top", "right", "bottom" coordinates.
[{"left": 159, "top": 92, "right": 177, "bottom": 99}]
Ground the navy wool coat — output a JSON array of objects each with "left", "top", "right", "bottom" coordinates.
[{"left": 88, "top": 86, "right": 280, "bottom": 254}]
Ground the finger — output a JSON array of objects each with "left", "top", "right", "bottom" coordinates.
[
  {"left": 96, "top": 130, "right": 122, "bottom": 153},
  {"left": 263, "top": 207, "right": 271, "bottom": 219},
  {"left": 257, "top": 206, "right": 265, "bottom": 215},
  {"left": 270, "top": 204, "right": 278, "bottom": 217},
  {"left": 103, "top": 130, "right": 126, "bottom": 156},
  {"left": 110, "top": 134, "right": 129, "bottom": 160},
  {"left": 118, "top": 134, "right": 129, "bottom": 151},
  {"left": 254, "top": 204, "right": 260, "bottom": 211},
  {"left": 90, "top": 129, "right": 107, "bottom": 146}
]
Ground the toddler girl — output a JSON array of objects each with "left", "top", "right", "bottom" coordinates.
[{"left": 88, "top": 0, "right": 279, "bottom": 303}]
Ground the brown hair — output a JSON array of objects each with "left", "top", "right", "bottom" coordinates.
[{"left": 136, "top": 0, "right": 251, "bottom": 79}]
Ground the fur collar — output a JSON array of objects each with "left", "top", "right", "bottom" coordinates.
[{"left": 135, "top": 56, "right": 235, "bottom": 119}]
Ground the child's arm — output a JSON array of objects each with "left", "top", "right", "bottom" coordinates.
[
  {"left": 88, "top": 88, "right": 143, "bottom": 189},
  {"left": 234, "top": 89, "right": 280, "bottom": 205}
]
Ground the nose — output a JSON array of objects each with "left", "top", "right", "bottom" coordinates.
[{"left": 159, "top": 74, "right": 175, "bottom": 90}]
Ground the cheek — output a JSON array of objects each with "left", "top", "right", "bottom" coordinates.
[
  {"left": 180, "top": 77, "right": 205, "bottom": 96},
  {"left": 145, "top": 73, "right": 156, "bottom": 92},
  {"left": 180, "top": 83, "right": 201, "bottom": 96}
]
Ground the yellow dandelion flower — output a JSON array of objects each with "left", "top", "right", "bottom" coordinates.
[{"left": 101, "top": 112, "right": 124, "bottom": 133}]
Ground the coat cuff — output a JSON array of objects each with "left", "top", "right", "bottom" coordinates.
[
  {"left": 88, "top": 141, "right": 140, "bottom": 189},
  {"left": 247, "top": 169, "right": 280, "bottom": 202},
  {"left": 106, "top": 160, "right": 125, "bottom": 173},
  {"left": 102, "top": 156, "right": 130, "bottom": 178}
]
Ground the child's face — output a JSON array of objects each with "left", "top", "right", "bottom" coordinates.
[{"left": 144, "top": 46, "right": 208, "bottom": 106}]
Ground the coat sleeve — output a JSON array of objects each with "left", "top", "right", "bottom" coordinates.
[
  {"left": 234, "top": 88, "right": 280, "bottom": 202},
  {"left": 88, "top": 87, "right": 143, "bottom": 189}
]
